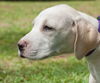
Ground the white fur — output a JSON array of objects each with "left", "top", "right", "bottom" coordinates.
[{"left": 18, "top": 4, "right": 100, "bottom": 83}]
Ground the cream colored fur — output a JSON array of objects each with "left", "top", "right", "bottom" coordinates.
[{"left": 18, "top": 4, "right": 100, "bottom": 83}]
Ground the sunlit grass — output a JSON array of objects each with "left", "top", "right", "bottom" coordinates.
[{"left": 0, "top": 56, "right": 89, "bottom": 83}]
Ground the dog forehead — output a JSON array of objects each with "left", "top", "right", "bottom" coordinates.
[
  {"left": 34, "top": 4, "right": 78, "bottom": 23},
  {"left": 39, "top": 5, "right": 72, "bottom": 18},
  {"left": 33, "top": 4, "right": 80, "bottom": 30}
]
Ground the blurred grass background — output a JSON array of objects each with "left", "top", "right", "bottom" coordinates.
[{"left": 0, "top": 1, "right": 100, "bottom": 83}]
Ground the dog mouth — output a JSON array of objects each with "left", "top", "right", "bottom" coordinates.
[
  {"left": 19, "top": 47, "right": 61, "bottom": 60},
  {"left": 19, "top": 51, "right": 55, "bottom": 60},
  {"left": 19, "top": 51, "right": 38, "bottom": 59}
]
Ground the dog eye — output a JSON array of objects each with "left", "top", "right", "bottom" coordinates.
[{"left": 43, "top": 25, "right": 55, "bottom": 31}]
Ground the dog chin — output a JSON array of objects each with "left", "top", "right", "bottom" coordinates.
[
  {"left": 23, "top": 54, "right": 50, "bottom": 60},
  {"left": 23, "top": 50, "right": 58, "bottom": 60}
]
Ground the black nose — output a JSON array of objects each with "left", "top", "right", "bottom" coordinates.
[{"left": 18, "top": 41, "right": 27, "bottom": 51}]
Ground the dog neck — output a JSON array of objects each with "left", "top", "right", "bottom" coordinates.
[
  {"left": 86, "top": 48, "right": 100, "bottom": 82},
  {"left": 79, "top": 12, "right": 100, "bottom": 82},
  {"left": 86, "top": 19, "right": 100, "bottom": 82}
]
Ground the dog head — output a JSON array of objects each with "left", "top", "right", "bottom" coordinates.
[{"left": 18, "top": 4, "right": 100, "bottom": 60}]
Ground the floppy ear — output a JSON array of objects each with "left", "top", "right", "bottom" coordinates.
[{"left": 73, "top": 17, "right": 100, "bottom": 60}]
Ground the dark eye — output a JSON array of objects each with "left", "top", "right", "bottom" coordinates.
[{"left": 43, "top": 25, "right": 55, "bottom": 31}]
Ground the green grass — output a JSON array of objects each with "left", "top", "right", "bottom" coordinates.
[
  {"left": 0, "top": 1, "right": 100, "bottom": 83},
  {"left": 0, "top": 56, "right": 89, "bottom": 83}
]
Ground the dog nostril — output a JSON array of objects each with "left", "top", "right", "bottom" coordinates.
[
  {"left": 18, "top": 41, "right": 28, "bottom": 51},
  {"left": 18, "top": 43, "right": 24, "bottom": 51}
]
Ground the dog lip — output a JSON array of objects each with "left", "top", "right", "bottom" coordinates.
[
  {"left": 20, "top": 54, "right": 26, "bottom": 58},
  {"left": 31, "top": 50, "right": 38, "bottom": 56}
]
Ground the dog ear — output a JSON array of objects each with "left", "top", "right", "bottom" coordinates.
[{"left": 73, "top": 17, "right": 100, "bottom": 60}]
